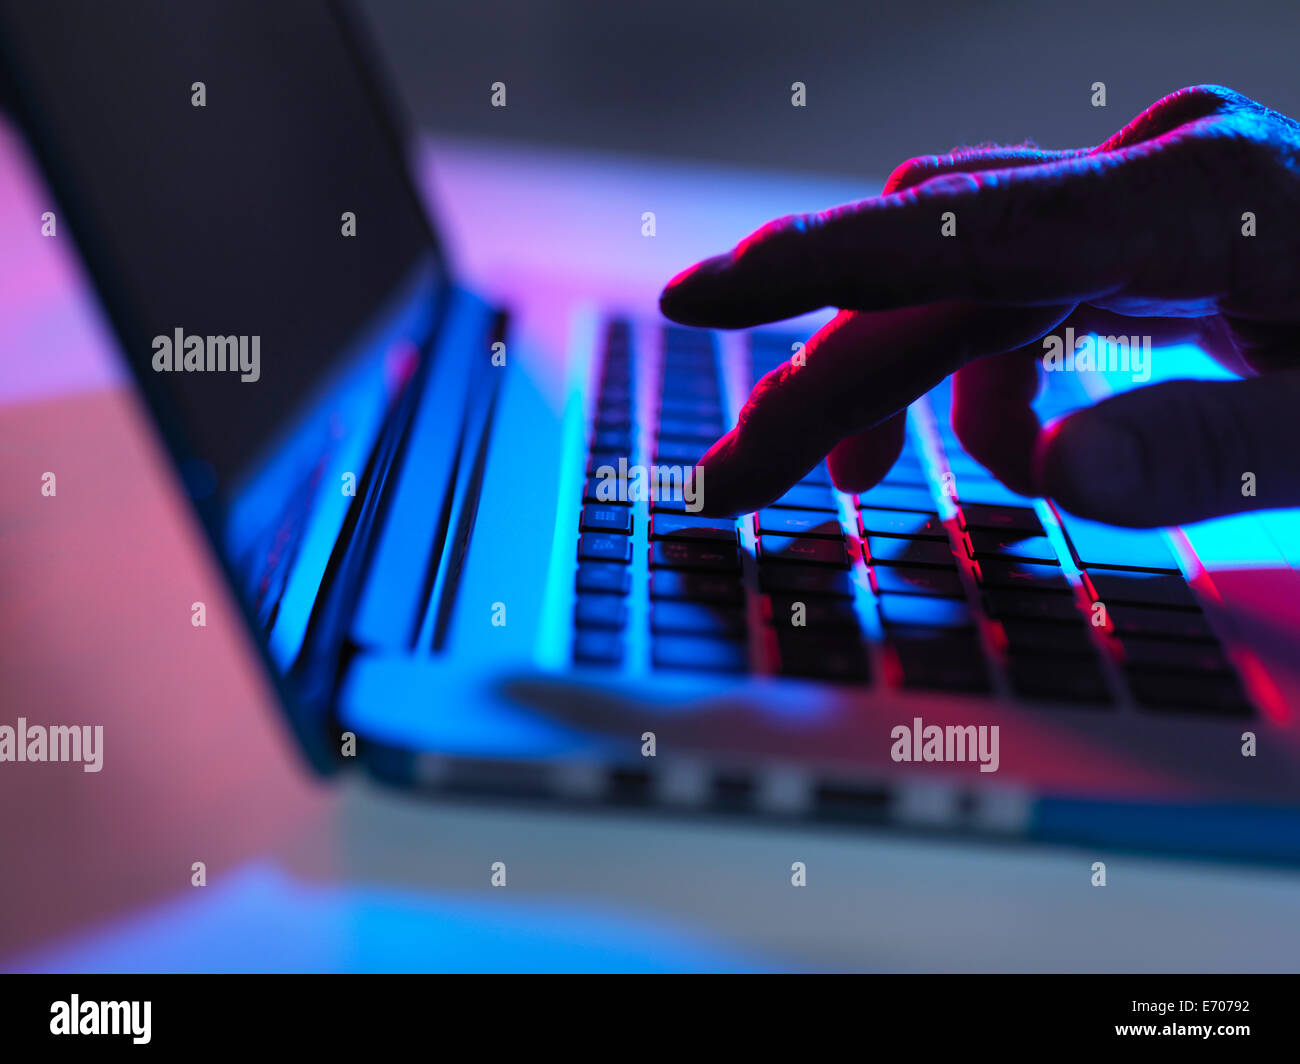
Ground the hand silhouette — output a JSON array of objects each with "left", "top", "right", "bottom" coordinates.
[{"left": 661, "top": 85, "right": 1300, "bottom": 527}]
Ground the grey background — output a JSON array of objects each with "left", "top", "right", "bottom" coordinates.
[{"left": 360, "top": 0, "right": 1300, "bottom": 178}]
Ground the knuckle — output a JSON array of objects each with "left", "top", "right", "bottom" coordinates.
[
  {"left": 1178, "top": 84, "right": 1242, "bottom": 112},
  {"left": 735, "top": 365, "right": 792, "bottom": 435}
]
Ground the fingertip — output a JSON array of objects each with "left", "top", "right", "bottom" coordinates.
[
  {"left": 1035, "top": 413, "right": 1151, "bottom": 527},
  {"left": 688, "top": 428, "right": 813, "bottom": 517},
  {"left": 826, "top": 417, "right": 907, "bottom": 493},
  {"left": 685, "top": 433, "right": 753, "bottom": 518},
  {"left": 658, "top": 255, "right": 732, "bottom": 325}
]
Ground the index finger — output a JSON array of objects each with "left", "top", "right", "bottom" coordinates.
[
  {"left": 692, "top": 301, "right": 1072, "bottom": 516},
  {"left": 660, "top": 136, "right": 1197, "bottom": 329}
]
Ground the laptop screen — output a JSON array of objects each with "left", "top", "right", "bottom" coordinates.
[{"left": 0, "top": 0, "right": 446, "bottom": 486}]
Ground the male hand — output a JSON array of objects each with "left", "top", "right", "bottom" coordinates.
[{"left": 660, "top": 85, "right": 1300, "bottom": 526}]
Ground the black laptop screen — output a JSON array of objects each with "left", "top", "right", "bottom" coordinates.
[{"left": 0, "top": 0, "right": 445, "bottom": 483}]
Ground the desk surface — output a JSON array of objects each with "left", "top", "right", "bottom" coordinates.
[{"left": 2, "top": 121, "right": 1298, "bottom": 972}]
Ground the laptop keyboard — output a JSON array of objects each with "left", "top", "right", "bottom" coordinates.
[{"left": 570, "top": 318, "right": 1255, "bottom": 717}]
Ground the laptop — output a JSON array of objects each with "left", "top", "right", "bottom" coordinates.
[{"left": 3, "top": 0, "right": 1299, "bottom": 863}]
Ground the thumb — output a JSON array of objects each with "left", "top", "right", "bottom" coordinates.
[{"left": 1033, "top": 371, "right": 1300, "bottom": 528}]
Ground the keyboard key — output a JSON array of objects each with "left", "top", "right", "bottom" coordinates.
[
  {"left": 871, "top": 563, "right": 965, "bottom": 598},
  {"left": 857, "top": 507, "right": 945, "bottom": 539},
  {"left": 1126, "top": 671, "right": 1252, "bottom": 715},
  {"left": 574, "top": 595, "right": 629, "bottom": 630},
  {"left": 656, "top": 419, "right": 722, "bottom": 441},
  {"left": 756, "top": 507, "right": 843, "bottom": 538},
  {"left": 943, "top": 452, "right": 994, "bottom": 479},
  {"left": 890, "top": 633, "right": 991, "bottom": 692},
  {"left": 642, "top": 468, "right": 705, "bottom": 504},
  {"left": 651, "top": 570, "right": 744, "bottom": 604},
  {"left": 601, "top": 372, "right": 632, "bottom": 395},
  {"left": 1055, "top": 511, "right": 1182, "bottom": 573},
  {"left": 798, "top": 463, "right": 833, "bottom": 486},
  {"left": 653, "top": 436, "right": 711, "bottom": 462},
  {"left": 983, "top": 588, "right": 1083, "bottom": 622},
  {"left": 656, "top": 367, "right": 713, "bottom": 389},
  {"left": 652, "top": 634, "right": 748, "bottom": 673},
  {"left": 878, "top": 593, "right": 973, "bottom": 630},
  {"left": 1087, "top": 570, "right": 1199, "bottom": 610},
  {"left": 647, "top": 495, "right": 703, "bottom": 514},
  {"left": 650, "top": 513, "right": 737, "bottom": 543},
  {"left": 880, "top": 460, "right": 929, "bottom": 488},
  {"left": 959, "top": 503, "right": 1044, "bottom": 536},
  {"left": 1106, "top": 603, "right": 1217, "bottom": 641},
  {"left": 764, "top": 595, "right": 860, "bottom": 630},
  {"left": 576, "top": 562, "right": 631, "bottom": 595},
  {"left": 580, "top": 505, "right": 633, "bottom": 534},
  {"left": 1000, "top": 618, "right": 1097, "bottom": 657},
  {"left": 757, "top": 534, "right": 850, "bottom": 568},
  {"left": 578, "top": 533, "right": 632, "bottom": 564},
  {"left": 1119, "top": 637, "right": 1233, "bottom": 674},
  {"left": 594, "top": 409, "right": 633, "bottom": 430},
  {"left": 864, "top": 534, "right": 954, "bottom": 568},
  {"left": 584, "top": 475, "right": 632, "bottom": 505},
  {"left": 598, "top": 388, "right": 633, "bottom": 409},
  {"left": 659, "top": 398, "right": 723, "bottom": 421},
  {"left": 592, "top": 427, "right": 634, "bottom": 452},
  {"left": 573, "top": 630, "right": 624, "bottom": 665},
  {"left": 663, "top": 323, "right": 714, "bottom": 347},
  {"left": 587, "top": 452, "right": 630, "bottom": 475},
  {"left": 660, "top": 375, "right": 721, "bottom": 401},
  {"left": 650, "top": 539, "right": 741, "bottom": 573},
  {"left": 759, "top": 565, "right": 854, "bottom": 599},
  {"left": 967, "top": 530, "right": 1059, "bottom": 565},
  {"left": 949, "top": 476, "right": 1034, "bottom": 507},
  {"left": 775, "top": 630, "right": 870, "bottom": 683},
  {"left": 651, "top": 601, "right": 746, "bottom": 637},
  {"left": 662, "top": 346, "right": 713, "bottom": 364},
  {"left": 602, "top": 358, "right": 632, "bottom": 382},
  {"left": 771, "top": 483, "right": 839, "bottom": 512},
  {"left": 856, "top": 484, "right": 935, "bottom": 512},
  {"left": 974, "top": 559, "right": 1071, "bottom": 594},
  {"left": 1008, "top": 655, "right": 1113, "bottom": 704}
]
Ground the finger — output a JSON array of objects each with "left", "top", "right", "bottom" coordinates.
[
  {"left": 661, "top": 132, "right": 1207, "bottom": 329},
  {"left": 824, "top": 147, "right": 1084, "bottom": 492},
  {"left": 1096, "top": 83, "right": 1242, "bottom": 151},
  {"left": 693, "top": 302, "right": 1072, "bottom": 517},
  {"left": 949, "top": 307, "right": 1211, "bottom": 495},
  {"left": 1033, "top": 369, "right": 1300, "bottom": 527},
  {"left": 689, "top": 127, "right": 1206, "bottom": 508},
  {"left": 661, "top": 146, "right": 1083, "bottom": 331},
  {"left": 880, "top": 146, "right": 1085, "bottom": 194},
  {"left": 951, "top": 347, "right": 1043, "bottom": 495},
  {"left": 826, "top": 411, "right": 907, "bottom": 493},
  {"left": 661, "top": 85, "right": 1233, "bottom": 330}
]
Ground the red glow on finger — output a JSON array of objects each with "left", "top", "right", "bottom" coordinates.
[
  {"left": 663, "top": 261, "right": 707, "bottom": 291},
  {"left": 1030, "top": 415, "right": 1069, "bottom": 496}
]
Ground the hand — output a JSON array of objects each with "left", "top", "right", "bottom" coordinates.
[{"left": 659, "top": 85, "right": 1300, "bottom": 527}]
